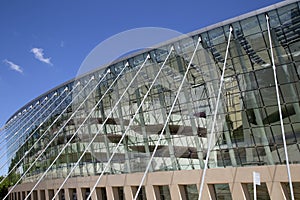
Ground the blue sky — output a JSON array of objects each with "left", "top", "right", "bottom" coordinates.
[{"left": 0, "top": 0, "right": 283, "bottom": 128}]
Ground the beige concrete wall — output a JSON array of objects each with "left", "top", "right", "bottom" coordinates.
[{"left": 10, "top": 164, "right": 300, "bottom": 199}]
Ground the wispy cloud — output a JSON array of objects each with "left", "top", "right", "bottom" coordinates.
[
  {"left": 60, "top": 41, "right": 65, "bottom": 48},
  {"left": 30, "top": 48, "right": 53, "bottom": 65},
  {"left": 3, "top": 59, "right": 23, "bottom": 74}
]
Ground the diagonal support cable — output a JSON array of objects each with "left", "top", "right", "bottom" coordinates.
[
  {"left": 85, "top": 47, "right": 174, "bottom": 200},
  {"left": 0, "top": 91, "right": 63, "bottom": 173},
  {"left": 0, "top": 104, "right": 35, "bottom": 138},
  {"left": 3, "top": 109, "right": 28, "bottom": 132},
  {"left": 26, "top": 62, "right": 129, "bottom": 200},
  {"left": 2, "top": 76, "right": 94, "bottom": 199},
  {"left": 266, "top": 14, "right": 294, "bottom": 200},
  {"left": 54, "top": 51, "right": 155, "bottom": 198},
  {"left": 134, "top": 38, "right": 201, "bottom": 200},
  {"left": 198, "top": 27, "right": 232, "bottom": 200},
  {"left": 0, "top": 97, "right": 47, "bottom": 151},
  {"left": 3, "top": 95, "right": 48, "bottom": 139},
  {"left": 24, "top": 67, "right": 121, "bottom": 199},
  {"left": 2, "top": 75, "right": 98, "bottom": 200},
  {"left": 52, "top": 55, "right": 151, "bottom": 199},
  {"left": 0, "top": 98, "right": 49, "bottom": 158},
  {"left": 0, "top": 84, "right": 79, "bottom": 185},
  {"left": 0, "top": 92, "right": 57, "bottom": 152},
  {"left": 1, "top": 103, "right": 36, "bottom": 137},
  {"left": 0, "top": 89, "right": 67, "bottom": 170}
]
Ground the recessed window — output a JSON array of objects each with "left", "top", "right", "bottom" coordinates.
[
  {"left": 96, "top": 187, "right": 107, "bottom": 200},
  {"left": 132, "top": 186, "right": 147, "bottom": 200},
  {"left": 58, "top": 189, "right": 65, "bottom": 200},
  {"left": 48, "top": 189, "right": 54, "bottom": 200},
  {"left": 244, "top": 182, "right": 270, "bottom": 200},
  {"left": 154, "top": 185, "right": 171, "bottom": 200},
  {"left": 68, "top": 188, "right": 77, "bottom": 200},
  {"left": 210, "top": 183, "right": 232, "bottom": 200},
  {"left": 282, "top": 182, "right": 300, "bottom": 199},
  {"left": 179, "top": 184, "right": 199, "bottom": 199},
  {"left": 112, "top": 187, "right": 124, "bottom": 200},
  {"left": 22, "top": 191, "right": 26, "bottom": 199},
  {"left": 40, "top": 190, "right": 46, "bottom": 200},
  {"left": 81, "top": 188, "right": 90, "bottom": 200}
]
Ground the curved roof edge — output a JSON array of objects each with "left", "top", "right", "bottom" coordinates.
[{"left": 6, "top": 0, "right": 298, "bottom": 124}]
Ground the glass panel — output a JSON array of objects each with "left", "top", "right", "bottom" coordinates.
[
  {"left": 208, "top": 27, "right": 225, "bottom": 46},
  {"left": 113, "top": 187, "right": 124, "bottom": 200},
  {"left": 180, "top": 184, "right": 199, "bottom": 199},
  {"left": 247, "top": 33, "right": 267, "bottom": 52},
  {"left": 240, "top": 16, "right": 261, "bottom": 36},
  {"left": 277, "top": 3, "right": 299, "bottom": 25},
  {"left": 58, "top": 189, "right": 65, "bottom": 200},
  {"left": 213, "top": 184, "right": 232, "bottom": 200},
  {"left": 132, "top": 186, "right": 147, "bottom": 200},
  {"left": 48, "top": 190, "right": 54, "bottom": 200},
  {"left": 255, "top": 67, "right": 274, "bottom": 88},
  {"left": 33, "top": 191, "right": 38, "bottom": 200},
  {"left": 281, "top": 84, "right": 300, "bottom": 104},
  {"left": 260, "top": 87, "right": 278, "bottom": 107},
  {"left": 40, "top": 190, "right": 46, "bottom": 200},
  {"left": 81, "top": 188, "right": 90, "bottom": 200},
  {"left": 155, "top": 185, "right": 171, "bottom": 200},
  {"left": 96, "top": 187, "right": 107, "bottom": 200},
  {"left": 277, "top": 65, "right": 299, "bottom": 85},
  {"left": 69, "top": 188, "right": 77, "bottom": 200}
]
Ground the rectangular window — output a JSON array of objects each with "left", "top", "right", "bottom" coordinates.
[
  {"left": 210, "top": 183, "right": 232, "bottom": 200},
  {"left": 81, "top": 188, "right": 90, "bottom": 200},
  {"left": 96, "top": 187, "right": 107, "bottom": 200},
  {"left": 40, "top": 190, "right": 46, "bottom": 200},
  {"left": 282, "top": 182, "right": 300, "bottom": 200},
  {"left": 27, "top": 191, "right": 31, "bottom": 200},
  {"left": 240, "top": 16, "right": 261, "bottom": 36},
  {"left": 68, "top": 188, "right": 77, "bottom": 200},
  {"left": 112, "top": 187, "right": 124, "bottom": 200},
  {"left": 58, "top": 189, "right": 65, "bottom": 200},
  {"left": 132, "top": 186, "right": 147, "bottom": 200},
  {"left": 22, "top": 191, "right": 26, "bottom": 199},
  {"left": 48, "top": 189, "right": 54, "bottom": 200},
  {"left": 179, "top": 184, "right": 199, "bottom": 199},
  {"left": 154, "top": 185, "right": 171, "bottom": 200},
  {"left": 244, "top": 182, "right": 270, "bottom": 200}
]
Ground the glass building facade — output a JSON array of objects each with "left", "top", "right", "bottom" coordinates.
[{"left": 3, "top": 0, "right": 300, "bottom": 199}]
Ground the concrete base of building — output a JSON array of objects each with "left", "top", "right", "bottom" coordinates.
[{"left": 10, "top": 164, "right": 300, "bottom": 200}]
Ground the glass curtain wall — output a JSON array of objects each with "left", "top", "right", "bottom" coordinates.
[{"left": 5, "top": 1, "right": 300, "bottom": 182}]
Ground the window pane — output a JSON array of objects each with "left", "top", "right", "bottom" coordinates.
[
  {"left": 113, "top": 187, "right": 124, "bottom": 200},
  {"left": 240, "top": 16, "right": 261, "bottom": 36},
  {"left": 180, "top": 184, "right": 199, "bottom": 199},
  {"left": 132, "top": 186, "right": 147, "bottom": 200},
  {"left": 213, "top": 184, "right": 232, "bottom": 200},
  {"left": 246, "top": 183, "right": 270, "bottom": 200},
  {"left": 155, "top": 185, "right": 170, "bottom": 200},
  {"left": 282, "top": 182, "right": 300, "bottom": 199}
]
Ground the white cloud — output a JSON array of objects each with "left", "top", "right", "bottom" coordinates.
[
  {"left": 60, "top": 41, "right": 65, "bottom": 48},
  {"left": 3, "top": 59, "right": 23, "bottom": 74},
  {"left": 30, "top": 48, "right": 53, "bottom": 65}
]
